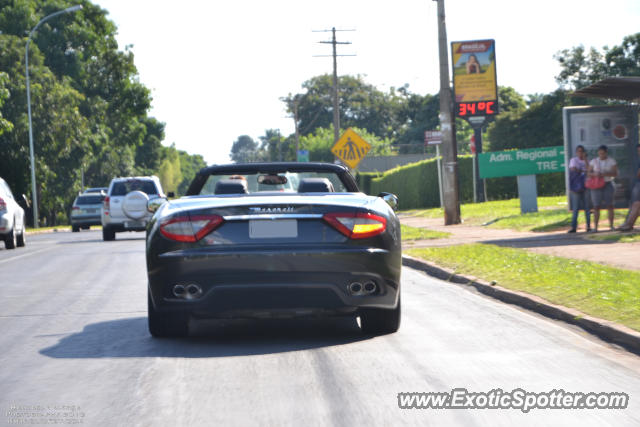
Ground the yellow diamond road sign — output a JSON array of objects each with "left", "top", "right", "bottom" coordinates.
[{"left": 331, "top": 128, "right": 371, "bottom": 169}]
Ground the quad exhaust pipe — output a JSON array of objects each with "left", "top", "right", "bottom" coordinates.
[
  {"left": 348, "top": 281, "right": 377, "bottom": 296},
  {"left": 172, "top": 283, "right": 203, "bottom": 300}
]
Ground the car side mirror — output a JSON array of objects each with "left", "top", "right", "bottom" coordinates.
[
  {"left": 167, "top": 192, "right": 175, "bottom": 198},
  {"left": 19, "top": 194, "right": 31, "bottom": 209},
  {"left": 147, "top": 197, "right": 168, "bottom": 213},
  {"left": 378, "top": 192, "right": 399, "bottom": 211}
]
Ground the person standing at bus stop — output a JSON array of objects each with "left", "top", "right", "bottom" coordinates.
[
  {"left": 587, "top": 145, "right": 618, "bottom": 232},
  {"left": 568, "top": 145, "right": 590, "bottom": 233}
]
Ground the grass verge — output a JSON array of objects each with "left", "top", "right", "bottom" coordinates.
[
  {"left": 401, "top": 224, "right": 450, "bottom": 241},
  {"left": 406, "top": 244, "right": 640, "bottom": 332},
  {"left": 401, "top": 196, "right": 629, "bottom": 232},
  {"left": 586, "top": 232, "right": 640, "bottom": 243}
]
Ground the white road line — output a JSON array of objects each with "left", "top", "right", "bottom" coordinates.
[{"left": 0, "top": 245, "right": 57, "bottom": 265}]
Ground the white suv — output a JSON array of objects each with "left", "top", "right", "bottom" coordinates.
[{"left": 101, "top": 176, "right": 166, "bottom": 241}]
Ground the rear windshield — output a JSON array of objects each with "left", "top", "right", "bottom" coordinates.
[
  {"left": 200, "top": 172, "right": 348, "bottom": 195},
  {"left": 76, "top": 195, "right": 104, "bottom": 205},
  {"left": 110, "top": 180, "right": 158, "bottom": 196}
]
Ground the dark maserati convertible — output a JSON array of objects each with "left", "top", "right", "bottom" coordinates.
[{"left": 146, "top": 162, "right": 401, "bottom": 337}]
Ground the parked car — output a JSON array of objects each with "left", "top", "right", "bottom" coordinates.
[
  {"left": 70, "top": 192, "right": 105, "bottom": 232},
  {"left": 101, "top": 176, "right": 166, "bottom": 241},
  {"left": 146, "top": 162, "right": 401, "bottom": 337},
  {"left": 83, "top": 187, "right": 108, "bottom": 194},
  {"left": 0, "top": 177, "right": 26, "bottom": 249}
]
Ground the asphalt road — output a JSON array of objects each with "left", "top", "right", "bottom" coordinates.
[{"left": 1, "top": 231, "right": 640, "bottom": 427}]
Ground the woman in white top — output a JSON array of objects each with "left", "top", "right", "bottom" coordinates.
[{"left": 588, "top": 145, "right": 618, "bottom": 232}]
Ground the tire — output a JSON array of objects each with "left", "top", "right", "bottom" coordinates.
[
  {"left": 16, "top": 224, "right": 25, "bottom": 247},
  {"left": 102, "top": 226, "right": 115, "bottom": 241},
  {"left": 360, "top": 297, "right": 401, "bottom": 335},
  {"left": 148, "top": 291, "right": 189, "bottom": 338},
  {"left": 72, "top": 225, "right": 80, "bottom": 232},
  {"left": 4, "top": 226, "right": 16, "bottom": 249}
]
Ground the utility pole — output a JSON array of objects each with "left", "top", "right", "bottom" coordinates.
[
  {"left": 314, "top": 28, "right": 355, "bottom": 144},
  {"left": 434, "top": 0, "right": 461, "bottom": 224},
  {"left": 293, "top": 95, "right": 300, "bottom": 156}
]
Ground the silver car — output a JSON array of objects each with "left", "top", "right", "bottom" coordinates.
[
  {"left": 101, "top": 176, "right": 166, "bottom": 241},
  {"left": 70, "top": 192, "right": 105, "bottom": 232},
  {"left": 0, "top": 177, "right": 26, "bottom": 249}
]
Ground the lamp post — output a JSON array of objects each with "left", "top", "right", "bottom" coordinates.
[{"left": 25, "top": 5, "right": 82, "bottom": 228}]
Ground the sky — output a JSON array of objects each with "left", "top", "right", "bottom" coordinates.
[{"left": 93, "top": 0, "right": 640, "bottom": 165}]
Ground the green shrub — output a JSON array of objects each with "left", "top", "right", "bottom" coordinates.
[{"left": 365, "top": 156, "right": 565, "bottom": 210}]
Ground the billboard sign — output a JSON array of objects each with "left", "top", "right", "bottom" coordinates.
[
  {"left": 478, "top": 146, "right": 565, "bottom": 179},
  {"left": 451, "top": 39, "right": 498, "bottom": 118},
  {"left": 563, "top": 105, "right": 639, "bottom": 209}
]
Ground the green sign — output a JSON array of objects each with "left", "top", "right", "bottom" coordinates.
[
  {"left": 297, "top": 150, "right": 309, "bottom": 162},
  {"left": 478, "top": 146, "right": 565, "bottom": 179}
]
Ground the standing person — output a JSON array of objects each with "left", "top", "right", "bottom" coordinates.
[
  {"left": 617, "top": 144, "right": 640, "bottom": 231},
  {"left": 568, "top": 145, "right": 590, "bottom": 233},
  {"left": 588, "top": 145, "right": 618, "bottom": 232}
]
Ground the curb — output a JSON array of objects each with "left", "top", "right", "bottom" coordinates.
[
  {"left": 26, "top": 228, "right": 71, "bottom": 235},
  {"left": 402, "top": 254, "right": 640, "bottom": 355}
]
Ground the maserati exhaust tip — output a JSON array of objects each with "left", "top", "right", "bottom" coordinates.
[
  {"left": 172, "top": 284, "right": 186, "bottom": 297},
  {"left": 186, "top": 284, "right": 203, "bottom": 299},
  {"left": 348, "top": 282, "right": 363, "bottom": 295},
  {"left": 363, "top": 281, "right": 377, "bottom": 294}
]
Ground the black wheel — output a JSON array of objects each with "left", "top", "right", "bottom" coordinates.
[
  {"left": 148, "top": 290, "right": 189, "bottom": 338},
  {"left": 102, "top": 226, "right": 115, "bottom": 241},
  {"left": 16, "top": 224, "right": 25, "bottom": 247},
  {"left": 4, "top": 226, "right": 16, "bottom": 249},
  {"left": 360, "top": 297, "right": 401, "bottom": 335},
  {"left": 72, "top": 225, "right": 80, "bottom": 232}
]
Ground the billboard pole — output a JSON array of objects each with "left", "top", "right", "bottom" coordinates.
[{"left": 435, "top": 0, "right": 461, "bottom": 224}]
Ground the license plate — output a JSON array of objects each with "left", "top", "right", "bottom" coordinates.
[
  {"left": 125, "top": 221, "right": 145, "bottom": 228},
  {"left": 86, "top": 209, "right": 97, "bottom": 213},
  {"left": 249, "top": 220, "right": 297, "bottom": 238}
]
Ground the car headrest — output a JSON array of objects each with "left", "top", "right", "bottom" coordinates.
[
  {"left": 215, "top": 179, "right": 248, "bottom": 195},
  {"left": 297, "top": 178, "right": 335, "bottom": 193}
]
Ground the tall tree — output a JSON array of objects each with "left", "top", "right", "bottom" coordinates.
[
  {"left": 229, "top": 135, "right": 265, "bottom": 163},
  {"left": 555, "top": 33, "right": 640, "bottom": 90},
  {"left": 282, "top": 75, "right": 405, "bottom": 140}
]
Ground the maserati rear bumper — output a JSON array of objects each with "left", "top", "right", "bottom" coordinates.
[{"left": 147, "top": 246, "right": 401, "bottom": 319}]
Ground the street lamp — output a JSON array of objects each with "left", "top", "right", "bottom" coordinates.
[{"left": 25, "top": 5, "right": 82, "bottom": 228}]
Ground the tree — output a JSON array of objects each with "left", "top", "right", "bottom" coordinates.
[
  {"left": 555, "top": 33, "right": 640, "bottom": 90},
  {"left": 0, "top": 1, "right": 205, "bottom": 224},
  {"left": 0, "top": 72, "right": 12, "bottom": 136},
  {"left": 229, "top": 135, "right": 265, "bottom": 163},
  {"left": 282, "top": 75, "right": 406, "bottom": 141},
  {"left": 487, "top": 90, "right": 570, "bottom": 152}
]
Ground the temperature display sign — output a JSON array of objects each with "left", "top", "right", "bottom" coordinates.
[
  {"left": 451, "top": 39, "right": 498, "bottom": 119},
  {"left": 457, "top": 101, "right": 497, "bottom": 117}
]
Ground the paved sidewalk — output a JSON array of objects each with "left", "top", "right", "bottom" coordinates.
[{"left": 401, "top": 215, "right": 640, "bottom": 271}]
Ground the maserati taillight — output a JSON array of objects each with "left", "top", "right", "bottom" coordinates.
[
  {"left": 159, "top": 214, "right": 224, "bottom": 242},
  {"left": 323, "top": 212, "right": 387, "bottom": 239}
]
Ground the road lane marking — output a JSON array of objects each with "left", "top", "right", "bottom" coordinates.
[{"left": 0, "top": 245, "right": 58, "bottom": 265}]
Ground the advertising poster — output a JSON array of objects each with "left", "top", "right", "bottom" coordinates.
[
  {"left": 451, "top": 39, "right": 498, "bottom": 117},
  {"left": 563, "top": 105, "right": 639, "bottom": 209}
]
